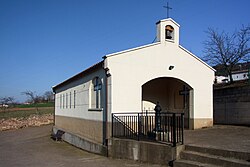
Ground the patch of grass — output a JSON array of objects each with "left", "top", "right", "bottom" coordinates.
[
  {"left": 17, "top": 102, "right": 55, "bottom": 108},
  {"left": 0, "top": 107, "right": 54, "bottom": 120}
]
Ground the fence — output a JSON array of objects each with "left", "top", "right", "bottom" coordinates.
[{"left": 112, "top": 111, "right": 184, "bottom": 147}]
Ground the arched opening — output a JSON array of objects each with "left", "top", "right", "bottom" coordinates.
[
  {"left": 142, "top": 77, "right": 193, "bottom": 129},
  {"left": 165, "top": 25, "right": 174, "bottom": 40},
  {"left": 89, "top": 77, "right": 102, "bottom": 109}
]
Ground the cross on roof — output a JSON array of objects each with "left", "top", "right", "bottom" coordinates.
[{"left": 163, "top": 2, "right": 172, "bottom": 18}]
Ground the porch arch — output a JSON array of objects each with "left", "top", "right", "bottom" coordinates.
[{"left": 141, "top": 77, "right": 193, "bottom": 129}]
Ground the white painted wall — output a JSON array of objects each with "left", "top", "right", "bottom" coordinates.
[
  {"left": 105, "top": 19, "right": 214, "bottom": 120},
  {"left": 54, "top": 68, "right": 106, "bottom": 122}
]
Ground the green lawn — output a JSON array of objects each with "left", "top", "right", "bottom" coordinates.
[
  {"left": 17, "top": 102, "right": 55, "bottom": 108},
  {"left": 0, "top": 107, "right": 54, "bottom": 120}
]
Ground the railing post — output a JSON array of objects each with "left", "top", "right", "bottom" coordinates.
[
  {"left": 111, "top": 113, "right": 114, "bottom": 137},
  {"left": 124, "top": 116, "right": 126, "bottom": 137},
  {"left": 137, "top": 113, "right": 140, "bottom": 141},
  {"left": 145, "top": 110, "right": 148, "bottom": 135},
  {"left": 181, "top": 113, "right": 184, "bottom": 145},
  {"left": 173, "top": 113, "right": 176, "bottom": 147}
]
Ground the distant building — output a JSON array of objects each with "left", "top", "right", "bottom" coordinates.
[
  {"left": 214, "top": 62, "right": 250, "bottom": 83},
  {"left": 1, "top": 104, "right": 9, "bottom": 108},
  {"left": 230, "top": 70, "right": 249, "bottom": 81},
  {"left": 215, "top": 76, "right": 229, "bottom": 84}
]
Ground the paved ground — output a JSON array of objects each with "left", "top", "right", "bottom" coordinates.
[
  {"left": 0, "top": 125, "right": 166, "bottom": 167},
  {"left": 185, "top": 125, "right": 250, "bottom": 153},
  {"left": 1, "top": 124, "right": 249, "bottom": 167}
]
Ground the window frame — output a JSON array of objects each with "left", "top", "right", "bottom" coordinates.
[{"left": 89, "top": 77, "right": 103, "bottom": 111}]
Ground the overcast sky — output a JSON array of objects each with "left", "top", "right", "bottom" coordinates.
[{"left": 0, "top": 0, "right": 250, "bottom": 102}]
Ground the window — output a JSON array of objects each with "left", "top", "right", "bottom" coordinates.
[
  {"left": 165, "top": 25, "right": 174, "bottom": 40},
  {"left": 66, "top": 93, "right": 68, "bottom": 108},
  {"left": 73, "top": 90, "right": 76, "bottom": 108},
  {"left": 60, "top": 94, "right": 62, "bottom": 109},
  {"left": 70, "top": 92, "right": 72, "bottom": 108},
  {"left": 63, "top": 94, "right": 65, "bottom": 109},
  {"left": 90, "top": 77, "right": 102, "bottom": 109}
]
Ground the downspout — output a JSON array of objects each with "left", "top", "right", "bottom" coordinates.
[
  {"left": 105, "top": 69, "right": 111, "bottom": 157},
  {"left": 103, "top": 64, "right": 111, "bottom": 148},
  {"left": 102, "top": 70, "right": 107, "bottom": 146}
]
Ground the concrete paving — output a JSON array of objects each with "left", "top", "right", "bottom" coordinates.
[
  {"left": 184, "top": 125, "right": 250, "bottom": 153},
  {"left": 0, "top": 125, "right": 166, "bottom": 167},
  {"left": 1, "top": 124, "right": 249, "bottom": 167}
]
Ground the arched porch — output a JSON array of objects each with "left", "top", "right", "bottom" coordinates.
[{"left": 141, "top": 77, "right": 193, "bottom": 129}]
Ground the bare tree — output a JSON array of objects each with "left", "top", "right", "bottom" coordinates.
[
  {"left": 0, "top": 96, "right": 15, "bottom": 110},
  {"left": 203, "top": 26, "right": 250, "bottom": 83},
  {"left": 0, "top": 96, "right": 15, "bottom": 104},
  {"left": 21, "top": 91, "right": 40, "bottom": 111},
  {"left": 43, "top": 91, "right": 54, "bottom": 102}
]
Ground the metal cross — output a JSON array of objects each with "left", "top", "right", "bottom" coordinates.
[
  {"left": 179, "top": 86, "right": 189, "bottom": 96},
  {"left": 163, "top": 2, "right": 172, "bottom": 18},
  {"left": 179, "top": 85, "right": 189, "bottom": 109}
]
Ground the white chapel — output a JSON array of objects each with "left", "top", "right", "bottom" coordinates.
[{"left": 52, "top": 18, "right": 215, "bottom": 154}]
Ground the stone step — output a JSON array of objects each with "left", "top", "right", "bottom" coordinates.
[
  {"left": 174, "top": 159, "right": 220, "bottom": 167},
  {"left": 185, "top": 145, "right": 250, "bottom": 161},
  {"left": 180, "top": 150, "right": 250, "bottom": 167}
]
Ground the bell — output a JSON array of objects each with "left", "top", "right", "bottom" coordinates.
[
  {"left": 166, "top": 31, "right": 172, "bottom": 39},
  {"left": 165, "top": 25, "right": 174, "bottom": 39}
]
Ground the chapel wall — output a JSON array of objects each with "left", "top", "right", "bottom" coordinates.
[
  {"left": 106, "top": 43, "right": 214, "bottom": 121},
  {"left": 54, "top": 68, "right": 106, "bottom": 121}
]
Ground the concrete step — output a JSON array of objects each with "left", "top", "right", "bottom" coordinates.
[
  {"left": 180, "top": 150, "right": 250, "bottom": 167},
  {"left": 174, "top": 159, "right": 220, "bottom": 167},
  {"left": 185, "top": 145, "right": 250, "bottom": 161}
]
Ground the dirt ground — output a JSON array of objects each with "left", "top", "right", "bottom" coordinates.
[
  {"left": 0, "top": 107, "right": 53, "bottom": 112},
  {"left": 0, "top": 125, "right": 166, "bottom": 167}
]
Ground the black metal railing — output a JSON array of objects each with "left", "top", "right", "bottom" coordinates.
[{"left": 112, "top": 111, "right": 184, "bottom": 147}]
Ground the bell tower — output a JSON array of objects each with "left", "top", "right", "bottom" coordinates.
[{"left": 156, "top": 18, "right": 180, "bottom": 45}]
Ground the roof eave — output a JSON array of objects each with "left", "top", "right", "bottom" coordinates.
[
  {"left": 52, "top": 60, "right": 104, "bottom": 92},
  {"left": 179, "top": 45, "right": 216, "bottom": 72}
]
